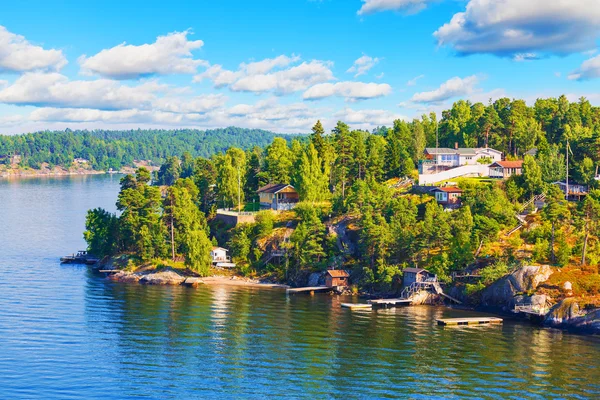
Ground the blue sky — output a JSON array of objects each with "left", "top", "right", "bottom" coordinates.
[{"left": 1, "top": 0, "right": 600, "bottom": 134}]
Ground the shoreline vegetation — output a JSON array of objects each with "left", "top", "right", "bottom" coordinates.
[{"left": 66, "top": 96, "right": 600, "bottom": 334}]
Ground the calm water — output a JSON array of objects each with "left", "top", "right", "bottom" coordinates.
[{"left": 0, "top": 175, "right": 599, "bottom": 399}]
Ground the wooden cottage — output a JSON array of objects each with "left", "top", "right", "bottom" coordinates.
[
  {"left": 489, "top": 160, "right": 523, "bottom": 179},
  {"left": 325, "top": 270, "right": 350, "bottom": 288},
  {"left": 257, "top": 184, "right": 299, "bottom": 211},
  {"left": 402, "top": 268, "right": 437, "bottom": 288},
  {"left": 431, "top": 187, "right": 463, "bottom": 209},
  {"left": 553, "top": 181, "right": 589, "bottom": 201}
]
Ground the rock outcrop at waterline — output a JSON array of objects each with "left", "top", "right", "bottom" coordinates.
[
  {"left": 545, "top": 299, "right": 600, "bottom": 334},
  {"left": 480, "top": 265, "right": 553, "bottom": 311},
  {"left": 109, "top": 269, "right": 187, "bottom": 285}
]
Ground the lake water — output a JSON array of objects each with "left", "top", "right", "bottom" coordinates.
[{"left": 0, "top": 174, "right": 599, "bottom": 399}]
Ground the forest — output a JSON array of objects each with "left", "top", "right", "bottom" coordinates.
[
  {"left": 0, "top": 127, "right": 297, "bottom": 171},
  {"left": 83, "top": 96, "right": 600, "bottom": 295}
]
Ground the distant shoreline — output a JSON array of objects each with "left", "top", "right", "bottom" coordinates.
[{"left": 0, "top": 166, "right": 154, "bottom": 179}]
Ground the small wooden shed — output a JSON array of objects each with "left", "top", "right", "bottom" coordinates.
[
  {"left": 402, "top": 268, "right": 436, "bottom": 288},
  {"left": 325, "top": 270, "right": 350, "bottom": 288}
]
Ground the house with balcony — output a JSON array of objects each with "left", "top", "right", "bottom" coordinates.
[
  {"left": 489, "top": 160, "right": 523, "bottom": 179},
  {"left": 553, "top": 181, "right": 589, "bottom": 201},
  {"left": 257, "top": 184, "right": 299, "bottom": 211},
  {"left": 420, "top": 147, "right": 502, "bottom": 174}
]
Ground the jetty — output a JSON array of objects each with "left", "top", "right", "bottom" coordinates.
[
  {"left": 286, "top": 286, "right": 332, "bottom": 294},
  {"left": 341, "top": 303, "right": 373, "bottom": 310},
  {"left": 368, "top": 298, "right": 412, "bottom": 307},
  {"left": 437, "top": 317, "right": 503, "bottom": 326}
]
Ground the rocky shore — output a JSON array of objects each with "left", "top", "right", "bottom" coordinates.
[
  {"left": 470, "top": 265, "right": 600, "bottom": 334},
  {"left": 106, "top": 268, "right": 289, "bottom": 289}
]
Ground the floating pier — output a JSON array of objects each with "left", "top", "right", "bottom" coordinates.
[
  {"left": 368, "top": 298, "right": 412, "bottom": 307},
  {"left": 286, "top": 286, "right": 332, "bottom": 294},
  {"left": 436, "top": 317, "right": 503, "bottom": 326},
  {"left": 341, "top": 303, "right": 373, "bottom": 310}
]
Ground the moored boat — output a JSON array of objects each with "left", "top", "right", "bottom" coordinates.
[{"left": 60, "top": 250, "right": 99, "bottom": 265}]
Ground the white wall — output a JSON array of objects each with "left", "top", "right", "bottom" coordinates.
[{"left": 418, "top": 164, "right": 491, "bottom": 185}]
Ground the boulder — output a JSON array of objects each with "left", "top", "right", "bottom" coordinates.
[
  {"left": 109, "top": 271, "right": 140, "bottom": 283},
  {"left": 183, "top": 277, "right": 204, "bottom": 287},
  {"left": 481, "top": 265, "right": 553, "bottom": 309},
  {"left": 545, "top": 299, "right": 600, "bottom": 333},
  {"left": 139, "top": 270, "right": 186, "bottom": 285}
]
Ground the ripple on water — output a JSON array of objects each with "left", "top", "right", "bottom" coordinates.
[{"left": 1, "top": 176, "right": 600, "bottom": 399}]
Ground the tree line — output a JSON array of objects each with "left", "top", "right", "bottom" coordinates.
[
  {"left": 0, "top": 127, "right": 298, "bottom": 171},
  {"left": 83, "top": 95, "right": 600, "bottom": 291}
]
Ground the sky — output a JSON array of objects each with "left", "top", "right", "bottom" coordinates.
[{"left": 1, "top": 0, "right": 600, "bottom": 134}]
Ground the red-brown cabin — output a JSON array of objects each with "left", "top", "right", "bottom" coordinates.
[{"left": 325, "top": 270, "right": 350, "bottom": 288}]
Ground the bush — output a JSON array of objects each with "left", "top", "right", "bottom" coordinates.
[
  {"left": 532, "top": 238, "right": 549, "bottom": 263},
  {"left": 480, "top": 261, "right": 510, "bottom": 285},
  {"left": 254, "top": 210, "right": 275, "bottom": 237},
  {"left": 465, "top": 281, "right": 485, "bottom": 296}
]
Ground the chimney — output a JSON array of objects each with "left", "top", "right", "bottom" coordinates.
[{"left": 455, "top": 142, "right": 458, "bottom": 150}]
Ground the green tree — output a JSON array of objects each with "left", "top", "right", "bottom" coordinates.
[
  {"left": 265, "top": 137, "right": 293, "bottom": 183},
  {"left": 83, "top": 208, "right": 120, "bottom": 257},
  {"left": 156, "top": 156, "right": 181, "bottom": 186},
  {"left": 185, "top": 229, "right": 212, "bottom": 276},
  {"left": 522, "top": 155, "right": 544, "bottom": 197},
  {"left": 542, "top": 185, "right": 570, "bottom": 264}
]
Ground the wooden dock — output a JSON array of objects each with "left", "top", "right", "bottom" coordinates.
[
  {"left": 437, "top": 317, "right": 503, "bottom": 326},
  {"left": 286, "top": 286, "right": 332, "bottom": 294},
  {"left": 341, "top": 303, "right": 373, "bottom": 310},
  {"left": 368, "top": 298, "right": 413, "bottom": 307}
]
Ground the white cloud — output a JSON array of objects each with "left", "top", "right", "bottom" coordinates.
[
  {"left": 152, "top": 94, "right": 228, "bottom": 113},
  {"left": 333, "top": 108, "right": 406, "bottom": 128},
  {"left": 303, "top": 81, "right": 392, "bottom": 101},
  {"left": 0, "top": 114, "right": 25, "bottom": 127},
  {"left": 358, "top": 0, "right": 435, "bottom": 15},
  {"left": 0, "top": 72, "right": 225, "bottom": 115},
  {"left": 435, "top": 0, "right": 600, "bottom": 58},
  {"left": 411, "top": 75, "right": 479, "bottom": 103},
  {"left": 0, "top": 73, "right": 161, "bottom": 110},
  {"left": 569, "top": 54, "right": 600, "bottom": 81},
  {"left": 24, "top": 97, "right": 319, "bottom": 133},
  {"left": 240, "top": 54, "right": 300, "bottom": 75},
  {"left": 233, "top": 61, "right": 333, "bottom": 94},
  {"left": 375, "top": 72, "right": 385, "bottom": 79},
  {"left": 0, "top": 25, "right": 67, "bottom": 73},
  {"left": 347, "top": 55, "right": 380, "bottom": 77},
  {"left": 79, "top": 30, "right": 206, "bottom": 79},
  {"left": 196, "top": 57, "right": 334, "bottom": 95},
  {"left": 193, "top": 65, "right": 242, "bottom": 87},
  {"left": 407, "top": 74, "right": 424, "bottom": 86}
]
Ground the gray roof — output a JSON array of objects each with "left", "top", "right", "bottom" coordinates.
[
  {"left": 425, "top": 147, "right": 500, "bottom": 156},
  {"left": 425, "top": 148, "right": 458, "bottom": 155},
  {"left": 403, "top": 267, "right": 427, "bottom": 274}
]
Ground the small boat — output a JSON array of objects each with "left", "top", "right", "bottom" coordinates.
[{"left": 60, "top": 250, "right": 100, "bottom": 265}]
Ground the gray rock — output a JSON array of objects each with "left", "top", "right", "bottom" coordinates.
[
  {"left": 481, "top": 265, "right": 553, "bottom": 309},
  {"left": 307, "top": 272, "right": 322, "bottom": 287}
]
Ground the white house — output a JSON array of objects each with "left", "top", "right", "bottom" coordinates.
[
  {"left": 211, "top": 247, "right": 230, "bottom": 263},
  {"left": 421, "top": 147, "right": 502, "bottom": 174}
]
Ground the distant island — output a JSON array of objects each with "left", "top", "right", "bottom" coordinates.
[
  {"left": 0, "top": 127, "right": 299, "bottom": 176},
  {"left": 78, "top": 96, "right": 600, "bottom": 333}
]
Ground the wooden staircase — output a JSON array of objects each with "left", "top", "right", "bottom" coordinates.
[{"left": 506, "top": 193, "right": 546, "bottom": 237}]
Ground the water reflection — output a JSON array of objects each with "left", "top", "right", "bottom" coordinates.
[
  {"left": 82, "top": 278, "right": 600, "bottom": 399},
  {"left": 1, "top": 175, "right": 600, "bottom": 399}
]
